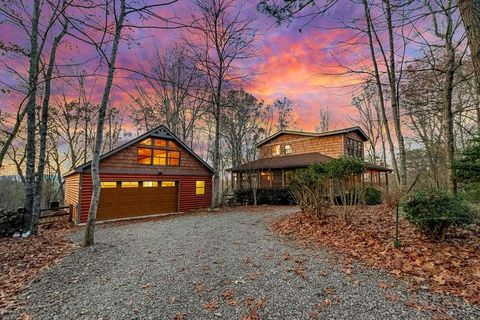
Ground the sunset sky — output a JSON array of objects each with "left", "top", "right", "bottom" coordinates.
[{"left": 0, "top": 0, "right": 369, "bottom": 132}]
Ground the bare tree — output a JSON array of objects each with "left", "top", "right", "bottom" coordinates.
[
  {"left": 315, "top": 107, "right": 331, "bottom": 133},
  {"left": 185, "top": 0, "right": 256, "bottom": 207},
  {"left": 272, "top": 97, "right": 295, "bottom": 131},
  {"left": 220, "top": 89, "right": 266, "bottom": 168},
  {"left": 31, "top": 17, "right": 69, "bottom": 233},
  {"left": 351, "top": 81, "right": 384, "bottom": 164},
  {"left": 72, "top": 0, "right": 180, "bottom": 246},
  {"left": 131, "top": 44, "right": 208, "bottom": 146},
  {"left": 458, "top": 0, "right": 480, "bottom": 97}
]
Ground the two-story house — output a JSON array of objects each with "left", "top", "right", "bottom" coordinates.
[
  {"left": 228, "top": 126, "right": 391, "bottom": 189},
  {"left": 64, "top": 125, "right": 213, "bottom": 224}
]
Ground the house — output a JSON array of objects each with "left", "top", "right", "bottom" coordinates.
[
  {"left": 64, "top": 125, "right": 213, "bottom": 224},
  {"left": 228, "top": 127, "right": 391, "bottom": 189}
]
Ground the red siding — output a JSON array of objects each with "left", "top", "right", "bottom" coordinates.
[{"left": 78, "top": 173, "right": 212, "bottom": 223}]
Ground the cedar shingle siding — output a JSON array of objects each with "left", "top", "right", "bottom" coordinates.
[
  {"left": 260, "top": 134, "right": 347, "bottom": 159},
  {"left": 99, "top": 143, "right": 211, "bottom": 175}
]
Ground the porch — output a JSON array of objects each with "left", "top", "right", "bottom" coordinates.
[
  {"left": 227, "top": 152, "right": 392, "bottom": 191},
  {"left": 229, "top": 167, "right": 391, "bottom": 190}
]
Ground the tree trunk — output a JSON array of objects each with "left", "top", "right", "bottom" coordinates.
[
  {"left": 84, "top": 1, "right": 125, "bottom": 247},
  {"left": 23, "top": 0, "right": 41, "bottom": 233},
  {"left": 30, "top": 21, "right": 68, "bottom": 234},
  {"left": 458, "top": 0, "right": 480, "bottom": 98},
  {"left": 212, "top": 98, "right": 221, "bottom": 207},
  {"left": 385, "top": 0, "right": 407, "bottom": 190},
  {"left": 362, "top": 0, "right": 400, "bottom": 184},
  {"left": 443, "top": 6, "right": 458, "bottom": 194}
]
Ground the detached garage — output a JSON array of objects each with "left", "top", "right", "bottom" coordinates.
[{"left": 64, "top": 125, "right": 213, "bottom": 224}]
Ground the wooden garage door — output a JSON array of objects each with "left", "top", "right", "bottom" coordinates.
[{"left": 97, "top": 181, "right": 178, "bottom": 221}]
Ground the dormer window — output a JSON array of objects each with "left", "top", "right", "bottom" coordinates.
[
  {"left": 271, "top": 144, "right": 281, "bottom": 156},
  {"left": 284, "top": 144, "right": 292, "bottom": 154},
  {"left": 137, "top": 138, "right": 181, "bottom": 166}
]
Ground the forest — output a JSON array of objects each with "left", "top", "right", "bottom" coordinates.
[{"left": 0, "top": 0, "right": 479, "bottom": 235}]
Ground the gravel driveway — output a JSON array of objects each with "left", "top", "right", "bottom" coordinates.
[{"left": 7, "top": 206, "right": 480, "bottom": 319}]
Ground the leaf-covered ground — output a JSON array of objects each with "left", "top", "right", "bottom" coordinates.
[
  {"left": 0, "top": 220, "right": 76, "bottom": 313},
  {"left": 5, "top": 206, "right": 479, "bottom": 319},
  {"left": 273, "top": 205, "right": 480, "bottom": 305}
]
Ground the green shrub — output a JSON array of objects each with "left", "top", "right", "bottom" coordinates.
[
  {"left": 364, "top": 187, "right": 382, "bottom": 205},
  {"left": 289, "top": 166, "right": 330, "bottom": 217},
  {"left": 233, "top": 187, "right": 294, "bottom": 205},
  {"left": 402, "top": 188, "right": 477, "bottom": 241}
]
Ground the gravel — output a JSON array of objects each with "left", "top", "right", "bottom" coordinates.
[{"left": 6, "top": 206, "right": 480, "bottom": 319}]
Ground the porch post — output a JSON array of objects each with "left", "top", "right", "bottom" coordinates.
[
  {"left": 282, "top": 169, "right": 285, "bottom": 187},
  {"left": 385, "top": 172, "right": 389, "bottom": 191},
  {"left": 370, "top": 171, "right": 373, "bottom": 187}
]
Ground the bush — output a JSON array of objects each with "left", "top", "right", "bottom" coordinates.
[
  {"left": 289, "top": 165, "right": 330, "bottom": 217},
  {"left": 233, "top": 187, "right": 294, "bottom": 205},
  {"left": 364, "top": 187, "right": 382, "bottom": 205},
  {"left": 402, "top": 189, "right": 477, "bottom": 241}
]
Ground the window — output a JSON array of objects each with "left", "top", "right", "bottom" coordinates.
[
  {"left": 121, "top": 181, "right": 138, "bottom": 188},
  {"left": 136, "top": 138, "right": 181, "bottom": 166},
  {"left": 143, "top": 181, "right": 158, "bottom": 187},
  {"left": 260, "top": 171, "right": 273, "bottom": 188},
  {"left": 196, "top": 181, "right": 205, "bottom": 195},
  {"left": 161, "top": 181, "right": 175, "bottom": 187},
  {"left": 101, "top": 181, "right": 117, "bottom": 188},
  {"left": 284, "top": 170, "right": 294, "bottom": 185},
  {"left": 345, "top": 138, "right": 363, "bottom": 158},
  {"left": 284, "top": 144, "right": 292, "bottom": 154},
  {"left": 168, "top": 151, "right": 180, "bottom": 166},
  {"left": 153, "top": 149, "right": 167, "bottom": 165},
  {"left": 137, "top": 148, "right": 152, "bottom": 164},
  {"left": 271, "top": 144, "right": 281, "bottom": 156},
  {"left": 261, "top": 171, "right": 272, "bottom": 180},
  {"left": 139, "top": 138, "right": 152, "bottom": 146}
]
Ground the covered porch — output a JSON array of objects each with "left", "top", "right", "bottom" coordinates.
[{"left": 227, "top": 153, "right": 392, "bottom": 191}]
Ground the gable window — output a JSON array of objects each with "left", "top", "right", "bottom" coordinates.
[
  {"left": 137, "top": 138, "right": 181, "bottom": 166},
  {"left": 121, "top": 181, "right": 138, "bottom": 188},
  {"left": 284, "top": 144, "right": 292, "bottom": 154},
  {"left": 345, "top": 138, "right": 363, "bottom": 158},
  {"left": 196, "top": 181, "right": 205, "bottom": 195},
  {"left": 101, "top": 181, "right": 117, "bottom": 189},
  {"left": 271, "top": 144, "right": 281, "bottom": 156},
  {"left": 137, "top": 148, "right": 152, "bottom": 164}
]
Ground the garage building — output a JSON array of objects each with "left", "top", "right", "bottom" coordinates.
[{"left": 64, "top": 125, "right": 213, "bottom": 224}]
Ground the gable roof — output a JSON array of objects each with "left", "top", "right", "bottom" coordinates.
[
  {"left": 256, "top": 126, "right": 369, "bottom": 147},
  {"left": 64, "top": 125, "right": 213, "bottom": 177}
]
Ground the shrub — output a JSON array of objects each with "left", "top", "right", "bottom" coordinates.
[
  {"left": 324, "top": 157, "right": 365, "bottom": 224},
  {"left": 233, "top": 187, "right": 294, "bottom": 205},
  {"left": 402, "top": 189, "right": 477, "bottom": 241},
  {"left": 289, "top": 165, "right": 329, "bottom": 217},
  {"left": 364, "top": 187, "right": 382, "bottom": 205}
]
